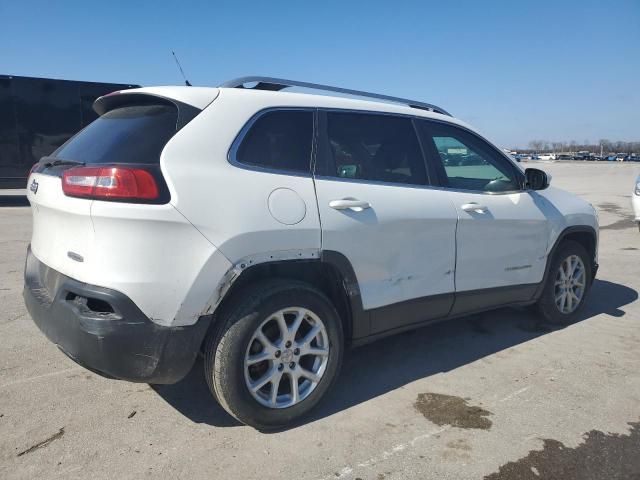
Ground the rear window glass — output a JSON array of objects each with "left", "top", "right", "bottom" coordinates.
[{"left": 53, "top": 104, "right": 177, "bottom": 164}]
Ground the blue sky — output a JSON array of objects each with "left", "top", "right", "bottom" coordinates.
[{"left": 1, "top": 0, "right": 638, "bottom": 148}]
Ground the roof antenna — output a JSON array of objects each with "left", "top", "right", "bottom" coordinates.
[{"left": 171, "top": 50, "right": 192, "bottom": 86}]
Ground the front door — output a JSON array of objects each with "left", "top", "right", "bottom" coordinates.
[{"left": 416, "top": 119, "right": 550, "bottom": 313}]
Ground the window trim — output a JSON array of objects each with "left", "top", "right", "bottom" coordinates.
[
  {"left": 315, "top": 108, "right": 432, "bottom": 188},
  {"left": 228, "top": 105, "right": 524, "bottom": 193},
  {"left": 228, "top": 107, "right": 317, "bottom": 178},
  {"left": 416, "top": 118, "right": 526, "bottom": 195}
]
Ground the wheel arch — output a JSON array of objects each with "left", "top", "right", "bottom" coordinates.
[
  {"left": 203, "top": 250, "right": 369, "bottom": 350},
  {"left": 534, "top": 225, "right": 598, "bottom": 300}
]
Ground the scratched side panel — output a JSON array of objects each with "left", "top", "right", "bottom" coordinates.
[{"left": 314, "top": 179, "right": 458, "bottom": 311}]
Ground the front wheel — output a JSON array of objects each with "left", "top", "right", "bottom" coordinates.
[
  {"left": 536, "top": 240, "right": 592, "bottom": 324},
  {"left": 204, "top": 279, "right": 343, "bottom": 430}
]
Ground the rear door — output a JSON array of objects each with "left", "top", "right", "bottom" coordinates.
[
  {"left": 313, "top": 110, "right": 458, "bottom": 335},
  {"left": 416, "top": 119, "right": 550, "bottom": 314}
]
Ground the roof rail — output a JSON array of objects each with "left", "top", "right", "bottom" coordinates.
[{"left": 219, "top": 76, "right": 451, "bottom": 117}]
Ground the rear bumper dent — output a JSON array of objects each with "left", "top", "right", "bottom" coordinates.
[{"left": 23, "top": 246, "right": 210, "bottom": 384}]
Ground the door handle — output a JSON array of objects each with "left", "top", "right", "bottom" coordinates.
[
  {"left": 461, "top": 202, "right": 488, "bottom": 213},
  {"left": 329, "top": 198, "right": 371, "bottom": 211}
]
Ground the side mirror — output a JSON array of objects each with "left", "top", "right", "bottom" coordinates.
[{"left": 524, "top": 168, "right": 549, "bottom": 190}]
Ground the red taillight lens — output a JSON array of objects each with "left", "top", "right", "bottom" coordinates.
[{"left": 62, "top": 166, "right": 159, "bottom": 201}]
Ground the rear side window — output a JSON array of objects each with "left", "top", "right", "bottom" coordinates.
[
  {"left": 324, "top": 112, "right": 427, "bottom": 186},
  {"left": 236, "top": 110, "right": 313, "bottom": 173},
  {"left": 53, "top": 104, "right": 178, "bottom": 164}
]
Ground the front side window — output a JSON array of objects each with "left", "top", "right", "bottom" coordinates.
[
  {"left": 324, "top": 112, "right": 427, "bottom": 185},
  {"left": 419, "top": 121, "right": 520, "bottom": 192},
  {"left": 236, "top": 110, "right": 313, "bottom": 173}
]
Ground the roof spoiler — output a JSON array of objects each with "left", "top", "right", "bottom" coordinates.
[{"left": 93, "top": 91, "right": 201, "bottom": 129}]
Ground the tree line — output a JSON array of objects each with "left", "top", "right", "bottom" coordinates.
[{"left": 518, "top": 140, "right": 640, "bottom": 154}]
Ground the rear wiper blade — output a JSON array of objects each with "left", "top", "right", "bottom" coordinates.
[{"left": 43, "top": 159, "right": 86, "bottom": 168}]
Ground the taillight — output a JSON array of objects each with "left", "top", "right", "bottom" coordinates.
[{"left": 62, "top": 166, "right": 159, "bottom": 201}]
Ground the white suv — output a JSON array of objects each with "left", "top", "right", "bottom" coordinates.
[
  {"left": 633, "top": 174, "right": 640, "bottom": 231},
  {"left": 24, "top": 77, "right": 599, "bottom": 429}
]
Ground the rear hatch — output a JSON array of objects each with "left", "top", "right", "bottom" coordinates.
[{"left": 26, "top": 88, "right": 214, "bottom": 284}]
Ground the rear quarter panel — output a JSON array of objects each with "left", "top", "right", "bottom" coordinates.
[
  {"left": 89, "top": 200, "right": 232, "bottom": 326},
  {"left": 160, "top": 89, "right": 322, "bottom": 264}
]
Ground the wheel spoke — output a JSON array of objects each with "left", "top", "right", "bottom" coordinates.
[
  {"left": 558, "top": 264, "right": 567, "bottom": 281},
  {"left": 298, "top": 367, "right": 321, "bottom": 384},
  {"left": 300, "top": 324, "right": 321, "bottom": 346},
  {"left": 560, "top": 292, "right": 567, "bottom": 312},
  {"left": 568, "top": 256, "right": 577, "bottom": 277},
  {"left": 300, "top": 345, "right": 329, "bottom": 357},
  {"left": 289, "top": 373, "right": 300, "bottom": 404},
  {"left": 566, "top": 291, "right": 573, "bottom": 311},
  {"left": 269, "top": 371, "right": 284, "bottom": 406},
  {"left": 247, "top": 351, "right": 272, "bottom": 365},
  {"left": 571, "top": 266, "right": 582, "bottom": 283},
  {"left": 275, "top": 312, "right": 289, "bottom": 342},
  {"left": 290, "top": 310, "right": 306, "bottom": 338},
  {"left": 570, "top": 290, "right": 581, "bottom": 304},
  {"left": 250, "top": 366, "right": 276, "bottom": 392},
  {"left": 255, "top": 329, "right": 277, "bottom": 352}
]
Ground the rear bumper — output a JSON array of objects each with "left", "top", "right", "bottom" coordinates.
[{"left": 23, "top": 246, "right": 211, "bottom": 384}]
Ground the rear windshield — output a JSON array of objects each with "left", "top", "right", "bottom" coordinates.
[{"left": 53, "top": 104, "right": 178, "bottom": 164}]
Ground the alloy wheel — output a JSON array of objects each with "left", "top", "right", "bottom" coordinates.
[
  {"left": 243, "top": 307, "right": 329, "bottom": 409},
  {"left": 554, "top": 254, "right": 586, "bottom": 314}
]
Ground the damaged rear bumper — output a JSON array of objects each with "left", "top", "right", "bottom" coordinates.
[{"left": 23, "top": 246, "right": 210, "bottom": 384}]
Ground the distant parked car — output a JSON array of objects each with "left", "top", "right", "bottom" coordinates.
[
  {"left": 538, "top": 153, "right": 556, "bottom": 160},
  {"left": 605, "top": 155, "right": 617, "bottom": 161},
  {"left": 616, "top": 154, "right": 626, "bottom": 162},
  {"left": 557, "top": 154, "right": 573, "bottom": 161}
]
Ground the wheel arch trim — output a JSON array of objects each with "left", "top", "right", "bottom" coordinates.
[
  {"left": 202, "top": 249, "right": 370, "bottom": 340},
  {"left": 534, "top": 225, "right": 598, "bottom": 300}
]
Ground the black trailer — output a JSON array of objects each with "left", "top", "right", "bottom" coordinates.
[{"left": 0, "top": 75, "right": 138, "bottom": 188}]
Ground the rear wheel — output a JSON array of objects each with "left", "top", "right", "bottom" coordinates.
[
  {"left": 204, "top": 279, "right": 343, "bottom": 429},
  {"left": 536, "top": 240, "right": 592, "bottom": 324}
]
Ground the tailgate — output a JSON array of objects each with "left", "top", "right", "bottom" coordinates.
[{"left": 26, "top": 172, "right": 95, "bottom": 282}]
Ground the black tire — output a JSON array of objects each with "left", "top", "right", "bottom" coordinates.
[
  {"left": 536, "top": 240, "right": 592, "bottom": 324},
  {"left": 203, "top": 279, "right": 344, "bottom": 430}
]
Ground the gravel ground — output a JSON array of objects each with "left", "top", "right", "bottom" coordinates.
[{"left": 0, "top": 161, "right": 639, "bottom": 480}]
